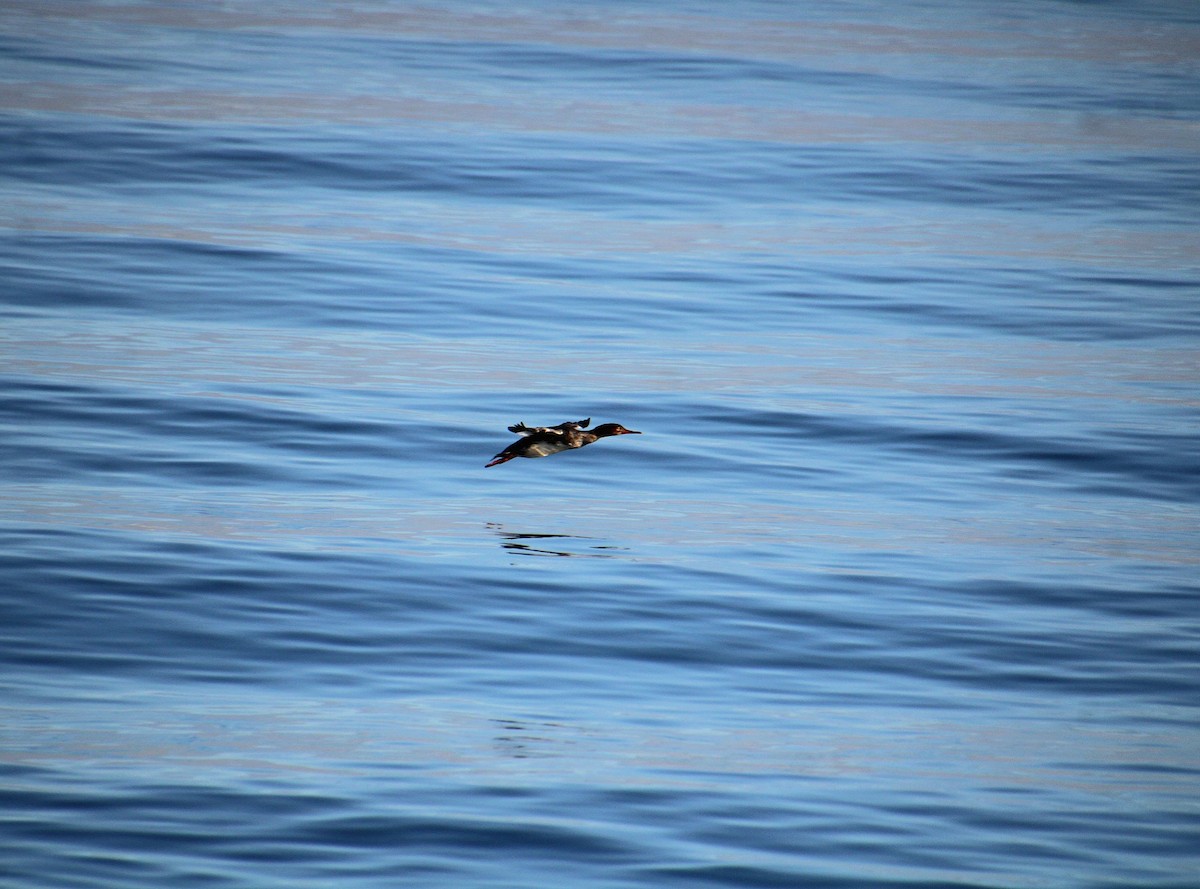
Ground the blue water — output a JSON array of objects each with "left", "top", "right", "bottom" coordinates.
[{"left": 3, "top": 2, "right": 1199, "bottom": 887}]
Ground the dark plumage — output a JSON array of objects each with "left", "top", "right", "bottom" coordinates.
[{"left": 485, "top": 419, "right": 641, "bottom": 467}]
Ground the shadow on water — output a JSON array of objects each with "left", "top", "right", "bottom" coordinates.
[{"left": 486, "top": 522, "right": 627, "bottom": 559}]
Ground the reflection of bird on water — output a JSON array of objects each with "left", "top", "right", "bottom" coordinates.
[
  {"left": 484, "top": 417, "right": 641, "bottom": 467},
  {"left": 486, "top": 523, "right": 625, "bottom": 559}
]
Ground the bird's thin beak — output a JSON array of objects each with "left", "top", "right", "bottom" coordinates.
[{"left": 623, "top": 429, "right": 642, "bottom": 435}]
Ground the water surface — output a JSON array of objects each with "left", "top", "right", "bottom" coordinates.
[{"left": 2, "top": 2, "right": 1199, "bottom": 887}]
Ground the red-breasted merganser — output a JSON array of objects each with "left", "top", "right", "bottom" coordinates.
[{"left": 485, "top": 417, "right": 641, "bottom": 467}]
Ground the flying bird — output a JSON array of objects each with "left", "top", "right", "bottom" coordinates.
[{"left": 485, "top": 417, "right": 641, "bottom": 467}]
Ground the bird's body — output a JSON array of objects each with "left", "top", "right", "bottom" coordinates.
[{"left": 485, "top": 418, "right": 640, "bottom": 467}]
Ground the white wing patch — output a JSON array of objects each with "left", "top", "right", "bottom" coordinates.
[{"left": 523, "top": 440, "right": 571, "bottom": 457}]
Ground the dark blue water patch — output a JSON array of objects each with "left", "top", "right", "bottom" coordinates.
[
  {"left": 4, "top": 761, "right": 1190, "bottom": 889},
  {"left": 643, "top": 864, "right": 914, "bottom": 889},
  {"left": 0, "top": 776, "right": 652, "bottom": 889},
  {"left": 0, "top": 232, "right": 815, "bottom": 339},
  {"left": 894, "top": 426, "right": 1199, "bottom": 503},
  {"left": 0, "top": 33, "right": 148, "bottom": 75},
  {"left": 0, "top": 232, "right": 291, "bottom": 311},
  {"left": 898, "top": 264, "right": 1200, "bottom": 342},
  {"left": 2, "top": 116, "right": 344, "bottom": 192},
  {"left": 7, "top": 517, "right": 1190, "bottom": 708},
  {"left": 377, "top": 37, "right": 820, "bottom": 85},
  {"left": 400, "top": 36, "right": 928, "bottom": 110},
  {"left": 0, "top": 376, "right": 401, "bottom": 488},
  {"left": 0, "top": 17, "right": 983, "bottom": 117},
  {"left": 0, "top": 14, "right": 335, "bottom": 94},
  {"left": 1001, "top": 67, "right": 1200, "bottom": 118},
  {"left": 0, "top": 232, "right": 417, "bottom": 328},
  {"left": 9, "top": 112, "right": 1197, "bottom": 223},
  {"left": 845, "top": 152, "right": 1200, "bottom": 220},
  {"left": 1048, "top": 1, "right": 1200, "bottom": 26},
  {"left": 0, "top": 117, "right": 707, "bottom": 210},
  {"left": 0, "top": 526, "right": 438, "bottom": 686},
  {"left": 394, "top": 245, "right": 1200, "bottom": 345},
  {"left": 613, "top": 254, "right": 1200, "bottom": 342},
  {"left": 643, "top": 587, "right": 1188, "bottom": 706},
  {"left": 0, "top": 29, "right": 239, "bottom": 86},
  {"left": 694, "top": 405, "right": 1200, "bottom": 504},
  {"left": 0, "top": 780, "right": 340, "bottom": 887},
  {"left": 963, "top": 576, "right": 1200, "bottom": 621},
  {"left": 0, "top": 235, "right": 148, "bottom": 313},
  {"left": 69, "top": 14, "right": 1200, "bottom": 130},
  {"left": 870, "top": 798, "right": 1192, "bottom": 887},
  {"left": 286, "top": 812, "right": 629, "bottom": 859},
  {"left": 883, "top": 615, "right": 1199, "bottom": 704},
  {"left": 930, "top": 265, "right": 1195, "bottom": 341}
]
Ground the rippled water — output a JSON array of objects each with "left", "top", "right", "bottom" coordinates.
[{"left": 3, "top": 2, "right": 1199, "bottom": 887}]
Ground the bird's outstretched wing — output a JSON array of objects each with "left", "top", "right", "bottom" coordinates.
[{"left": 508, "top": 418, "right": 590, "bottom": 436}]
